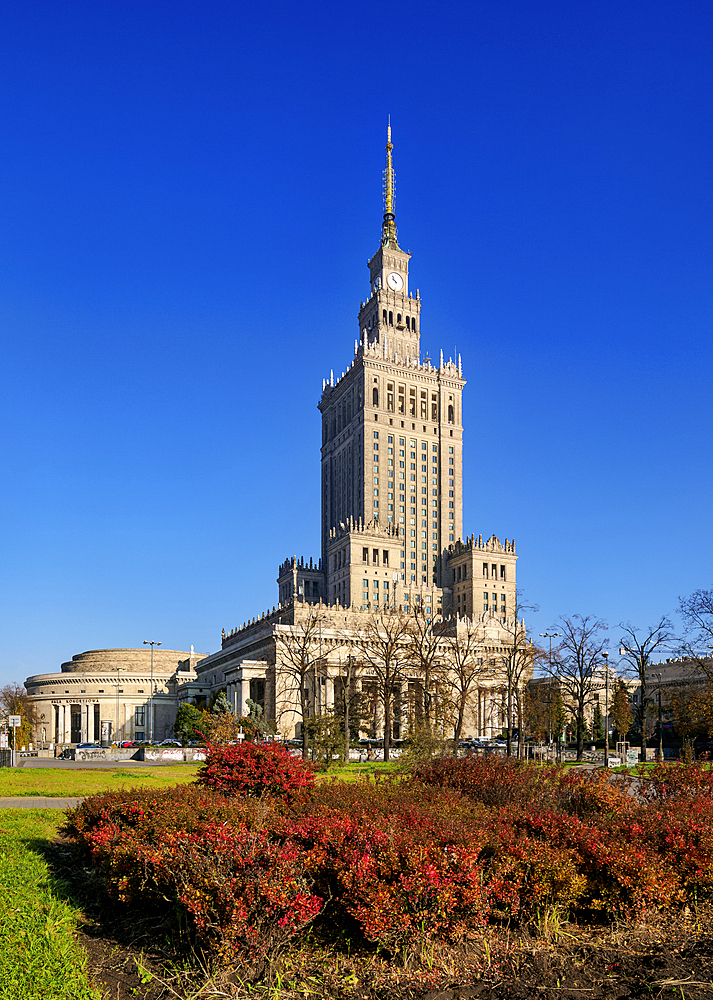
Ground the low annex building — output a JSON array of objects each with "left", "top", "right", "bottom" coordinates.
[{"left": 25, "top": 647, "right": 206, "bottom": 746}]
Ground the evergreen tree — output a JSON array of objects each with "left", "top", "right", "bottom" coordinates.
[
  {"left": 551, "top": 691, "right": 568, "bottom": 740},
  {"left": 211, "top": 691, "right": 232, "bottom": 716},
  {"left": 173, "top": 703, "right": 206, "bottom": 744},
  {"left": 610, "top": 679, "right": 633, "bottom": 743},
  {"left": 569, "top": 712, "right": 589, "bottom": 743}
]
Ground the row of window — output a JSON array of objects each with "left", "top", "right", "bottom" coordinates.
[
  {"left": 373, "top": 384, "right": 455, "bottom": 423},
  {"left": 483, "top": 563, "right": 507, "bottom": 580},
  {"left": 364, "top": 311, "right": 417, "bottom": 333},
  {"left": 362, "top": 547, "right": 389, "bottom": 566}
]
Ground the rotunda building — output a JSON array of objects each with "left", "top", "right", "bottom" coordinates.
[{"left": 25, "top": 647, "right": 206, "bottom": 747}]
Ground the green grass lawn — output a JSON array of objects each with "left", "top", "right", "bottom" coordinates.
[
  {"left": 318, "top": 760, "right": 401, "bottom": 782},
  {"left": 0, "top": 809, "right": 100, "bottom": 1000},
  {"left": 0, "top": 763, "right": 201, "bottom": 797},
  {"left": 0, "top": 760, "right": 404, "bottom": 798}
]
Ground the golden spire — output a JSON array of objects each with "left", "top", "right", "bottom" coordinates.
[{"left": 381, "top": 119, "right": 400, "bottom": 248}]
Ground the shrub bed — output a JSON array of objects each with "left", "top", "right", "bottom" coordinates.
[{"left": 64, "top": 754, "right": 713, "bottom": 977}]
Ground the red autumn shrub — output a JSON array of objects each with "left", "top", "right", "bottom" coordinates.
[
  {"left": 65, "top": 785, "right": 272, "bottom": 903},
  {"left": 197, "top": 739, "right": 315, "bottom": 799},
  {"left": 553, "top": 767, "right": 632, "bottom": 820},
  {"left": 642, "top": 760, "right": 713, "bottom": 803},
  {"left": 63, "top": 758, "right": 713, "bottom": 976},
  {"left": 143, "top": 821, "right": 322, "bottom": 972},
  {"left": 288, "top": 782, "right": 491, "bottom": 948},
  {"left": 410, "top": 753, "right": 560, "bottom": 808},
  {"left": 635, "top": 797, "right": 713, "bottom": 894}
]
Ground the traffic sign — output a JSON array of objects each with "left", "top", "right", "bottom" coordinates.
[{"left": 8, "top": 716, "right": 21, "bottom": 728}]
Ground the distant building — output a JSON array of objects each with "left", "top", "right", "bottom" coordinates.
[{"left": 25, "top": 647, "right": 206, "bottom": 746}]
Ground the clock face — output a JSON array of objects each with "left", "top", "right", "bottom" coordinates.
[{"left": 387, "top": 271, "right": 403, "bottom": 291}]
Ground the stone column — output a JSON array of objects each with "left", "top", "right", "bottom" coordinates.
[
  {"left": 236, "top": 678, "right": 246, "bottom": 718},
  {"left": 394, "top": 682, "right": 405, "bottom": 740},
  {"left": 325, "top": 670, "right": 335, "bottom": 711},
  {"left": 61, "top": 704, "right": 69, "bottom": 743}
]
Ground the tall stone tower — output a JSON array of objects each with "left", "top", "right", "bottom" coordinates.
[{"left": 318, "top": 125, "right": 466, "bottom": 605}]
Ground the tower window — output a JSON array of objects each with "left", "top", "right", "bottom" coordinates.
[
  {"left": 383, "top": 550, "right": 389, "bottom": 566},
  {"left": 363, "top": 548, "right": 369, "bottom": 563},
  {"left": 431, "top": 394, "right": 438, "bottom": 422},
  {"left": 373, "top": 549, "right": 379, "bottom": 566},
  {"left": 373, "top": 388, "right": 379, "bottom": 407},
  {"left": 382, "top": 309, "right": 387, "bottom": 324},
  {"left": 396, "top": 313, "right": 401, "bottom": 325},
  {"left": 448, "top": 404, "right": 454, "bottom": 423},
  {"left": 420, "top": 392, "right": 427, "bottom": 419},
  {"left": 406, "top": 316, "right": 410, "bottom": 330},
  {"left": 483, "top": 563, "right": 488, "bottom": 578},
  {"left": 388, "top": 311, "right": 393, "bottom": 325}
]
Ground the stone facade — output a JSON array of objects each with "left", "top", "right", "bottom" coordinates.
[
  {"left": 24, "top": 647, "right": 206, "bottom": 747},
  {"left": 190, "top": 601, "right": 520, "bottom": 741}
]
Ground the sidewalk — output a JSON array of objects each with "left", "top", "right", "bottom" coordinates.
[{"left": 0, "top": 797, "right": 83, "bottom": 809}]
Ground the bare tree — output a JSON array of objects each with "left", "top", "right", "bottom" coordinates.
[
  {"left": 334, "top": 645, "right": 363, "bottom": 759},
  {"left": 551, "top": 616, "right": 608, "bottom": 762},
  {"left": 618, "top": 617, "right": 674, "bottom": 762},
  {"left": 274, "top": 608, "right": 327, "bottom": 760},
  {"left": 441, "top": 615, "right": 486, "bottom": 746},
  {"left": 498, "top": 592, "right": 538, "bottom": 758},
  {"left": 404, "top": 605, "right": 445, "bottom": 733},
  {"left": 351, "top": 606, "right": 411, "bottom": 761},
  {"left": 523, "top": 679, "right": 566, "bottom": 742},
  {"left": 678, "top": 589, "right": 713, "bottom": 679},
  {"left": 0, "top": 682, "right": 40, "bottom": 749}
]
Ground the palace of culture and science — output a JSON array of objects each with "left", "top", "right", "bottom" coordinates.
[
  {"left": 180, "top": 125, "right": 521, "bottom": 740},
  {"left": 24, "top": 126, "right": 523, "bottom": 746}
]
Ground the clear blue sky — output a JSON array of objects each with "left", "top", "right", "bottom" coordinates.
[{"left": 2, "top": 0, "right": 712, "bottom": 684}]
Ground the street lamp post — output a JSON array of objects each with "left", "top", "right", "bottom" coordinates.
[
  {"left": 653, "top": 671, "right": 663, "bottom": 762},
  {"left": 602, "top": 651, "right": 609, "bottom": 768},
  {"left": 115, "top": 666, "right": 126, "bottom": 744},
  {"left": 143, "top": 640, "right": 162, "bottom": 743},
  {"left": 539, "top": 631, "right": 561, "bottom": 748}
]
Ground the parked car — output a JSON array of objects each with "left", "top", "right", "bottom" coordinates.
[
  {"left": 76, "top": 742, "right": 101, "bottom": 750},
  {"left": 159, "top": 739, "right": 182, "bottom": 747}
]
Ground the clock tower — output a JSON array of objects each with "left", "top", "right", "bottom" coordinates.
[
  {"left": 319, "top": 123, "right": 468, "bottom": 608},
  {"left": 358, "top": 124, "right": 420, "bottom": 362}
]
